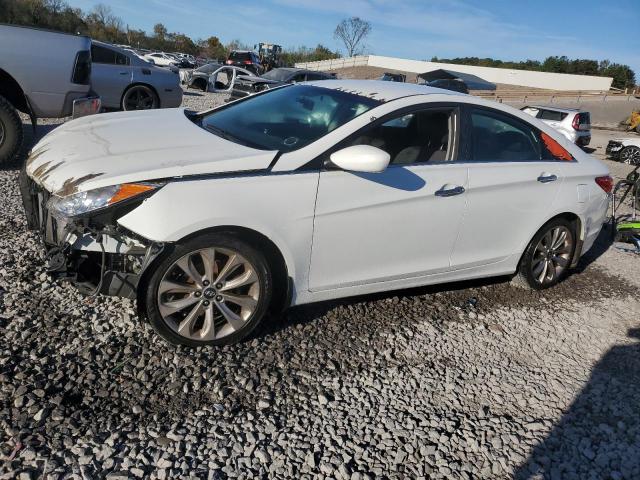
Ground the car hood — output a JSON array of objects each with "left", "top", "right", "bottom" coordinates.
[{"left": 26, "top": 108, "right": 277, "bottom": 196}]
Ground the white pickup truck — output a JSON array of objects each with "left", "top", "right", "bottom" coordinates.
[{"left": 0, "top": 24, "right": 100, "bottom": 165}]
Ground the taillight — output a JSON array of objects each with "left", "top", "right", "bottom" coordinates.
[
  {"left": 72, "top": 50, "right": 91, "bottom": 85},
  {"left": 225, "top": 59, "right": 233, "bottom": 64},
  {"left": 572, "top": 114, "right": 580, "bottom": 131},
  {"left": 595, "top": 175, "right": 614, "bottom": 193},
  {"left": 243, "top": 60, "right": 252, "bottom": 65}
]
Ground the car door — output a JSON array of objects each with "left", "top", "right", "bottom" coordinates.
[
  {"left": 91, "top": 44, "right": 132, "bottom": 108},
  {"left": 309, "top": 105, "right": 469, "bottom": 291},
  {"left": 451, "top": 106, "right": 567, "bottom": 270}
]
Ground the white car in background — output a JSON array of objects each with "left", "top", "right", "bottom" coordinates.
[
  {"left": 143, "top": 52, "right": 178, "bottom": 67},
  {"left": 20, "top": 81, "right": 611, "bottom": 347},
  {"left": 522, "top": 105, "right": 591, "bottom": 147},
  {"left": 606, "top": 137, "right": 640, "bottom": 165}
]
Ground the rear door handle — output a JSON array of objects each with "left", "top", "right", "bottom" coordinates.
[
  {"left": 435, "top": 185, "right": 465, "bottom": 197},
  {"left": 537, "top": 174, "right": 558, "bottom": 183},
  {"left": 120, "top": 72, "right": 128, "bottom": 75}
]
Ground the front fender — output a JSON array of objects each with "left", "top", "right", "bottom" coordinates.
[{"left": 116, "top": 172, "right": 320, "bottom": 295}]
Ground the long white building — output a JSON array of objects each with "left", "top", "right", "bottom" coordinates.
[{"left": 295, "top": 55, "right": 614, "bottom": 91}]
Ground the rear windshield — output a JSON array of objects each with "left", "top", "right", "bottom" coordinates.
[
  {"left": 229, "top": 51, "right": 251, "bottom": 61},
  {"left": 578, "top": 112, "right": 591, "bottom": 124},
  {"left": 538, "top": 109, "right": 567, "bottom": 121},
  {"left": 200, "top": 84, "right": 381, "bottom": 152}
]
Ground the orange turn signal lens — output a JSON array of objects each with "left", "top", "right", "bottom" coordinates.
[{"left": 108, "top": 183, "right": 156, "bottom": 205}]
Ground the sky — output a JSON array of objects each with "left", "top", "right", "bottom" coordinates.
[{"left": 70, "top": 0, "right": 640, "bottom": 76}]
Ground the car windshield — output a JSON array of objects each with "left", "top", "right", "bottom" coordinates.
[
  {"left": 261, "top": 69, "right": 294, "bottom": 82},
  {"left": 199, "top": 84, "right": 381, "bottom": 152}
]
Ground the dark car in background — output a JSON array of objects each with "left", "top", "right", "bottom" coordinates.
[
  {"left": 229, "top": 68, "right": 334, "bottom": 101},
  {"left": 425, "top": 78, "right": 469, "bottom": 94},
  {"left": 225, "top": 50, "right": 263, "bottom": 75}
]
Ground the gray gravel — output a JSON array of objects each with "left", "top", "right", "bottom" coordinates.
[{"left": 1, "top": 90, "right": 640, "bottom": 479}]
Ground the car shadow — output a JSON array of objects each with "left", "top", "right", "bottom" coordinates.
[
  {"left": 514, "top": 327, "right": 640, "bottom": 479},
  {"left": 259, "top": 274, "right": 513, "bottom": 339},
  {"left": 582, "top": 146, "right": 597, "bottom": 154},
  {"left": 183, "top": 90, "right": 203, "bottom": 97},
  {"left": 572, "top": 223, "right": 614, "bottom": 272}
]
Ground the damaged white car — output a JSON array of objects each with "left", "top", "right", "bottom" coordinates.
[{"left": 20, "top": 80, "right": 611, "bottom": 346}]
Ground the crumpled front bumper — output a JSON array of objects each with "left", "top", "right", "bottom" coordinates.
[
  {"left": 18, "top": 167, "right": 161, "bottom": 299},
  {"left": 606, "top": 141, "right": 623, "bottom": 159}
]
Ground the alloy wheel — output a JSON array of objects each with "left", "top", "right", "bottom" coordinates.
[
  {"left": 621, "top": 146, "right": 640, "bottom": 165},
  {"left": 531, "top": 226, "right": 573, "bottom": 285},
  {"left": 157, "top": 247, "right": 260, "bottom": 341},
  {"left": 123, "top": 86, "right": 157, "bottom": 110}
]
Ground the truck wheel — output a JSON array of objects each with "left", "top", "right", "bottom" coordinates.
[
  {"left": 0, "top": 95, "right": 24, "bottom": 166},
  {"left": 121, "top": 85, "right": 159, "bottom": 111}
]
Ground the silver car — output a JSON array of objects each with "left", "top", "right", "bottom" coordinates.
[{"left": 91, "top": 41, "right": 183, "bottom": 111}]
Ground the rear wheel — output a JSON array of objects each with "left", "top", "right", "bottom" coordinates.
[
  {"left": 121, "top": 85, "right": 159, "bottom": 111},
  {"left": 515, "top": 219, "right": 576, "bottom": 289},
  {"left": 145, "top": 233, "right": 272, "bottom": 346},
  {"left": 620, "top": 145, "right": 640, "bottom": 165},
  {"left": 0, "top": 95, "right": 24, "bottom": 166}
]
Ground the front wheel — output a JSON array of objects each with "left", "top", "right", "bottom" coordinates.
[
  {"left": 121, "top": 85, "right": 159, "bottom": 111},
  {"left": 145, "top": 233, "right": 272, "bottom": 346},
  {"left": 620, "top": 145, "right": 640, "bottom": 165},
  {"left": 515, "top": 219, "right": 576, "bottom": 289}
]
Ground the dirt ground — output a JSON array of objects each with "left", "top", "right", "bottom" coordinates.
[{"left": 1, "top": 92, "right": 639, "bottom": 479}]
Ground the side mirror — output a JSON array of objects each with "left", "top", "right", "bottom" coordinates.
[{"left": 329, "top": 145, "right": 390, "bottom": 173}]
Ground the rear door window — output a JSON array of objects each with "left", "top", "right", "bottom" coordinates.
[
  {"left": 468, "top": 108, "right": 573, "bottom": 162},
  {"left": 470, "top": 109, "right": 542, "bottom": 162}
]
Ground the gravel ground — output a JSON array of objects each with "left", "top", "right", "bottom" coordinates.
[{"left": 1, "top": 89, "right": 640, "bottom": 480}]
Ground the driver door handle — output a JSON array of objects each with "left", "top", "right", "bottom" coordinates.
[
  {"left": 435, "top": 185, "right": 465, "bottom": 197},
  {"left": 537, "top": 173, "right": 558, "bottom": 183}
]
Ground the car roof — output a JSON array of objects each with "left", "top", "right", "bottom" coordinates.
[
  {"left": 527, "top": 105, "right": 581, "bottom": 113},
  {"left": 304, "top": 79, "right": 458, "bottom": 101}
]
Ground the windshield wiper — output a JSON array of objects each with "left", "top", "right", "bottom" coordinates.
[{"left": 203, "top": 124, "right": 264, "bottom": 150}]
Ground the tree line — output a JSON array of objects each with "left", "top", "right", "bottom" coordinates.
[
  {"left": 431, "top": 55, "right": 636, "bottom": 90},
  {"left": 0, "top": 0, "right": 341, "bottom": 63}
]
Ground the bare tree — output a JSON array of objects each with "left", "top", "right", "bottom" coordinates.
[{"left": 333, "top": 17, "right": 371, "bottom": 57}]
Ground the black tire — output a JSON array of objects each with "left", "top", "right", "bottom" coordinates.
[
  {"left": 620, "top": 145, "right": 640, "bottom": 165},
  {"left": 121, "top": 85, "right": 159, "bottom": 111},
  {"left": 145, "top": 232, "right": 273, "bottom": 347},
  {"left": 0, "top": 94, "right": 24, "bottom": 166},
  {"left": 514, "top": 218, "right": 577, "bottom": 290}
]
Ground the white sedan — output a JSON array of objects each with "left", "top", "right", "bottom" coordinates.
[{"left": 20, "top": 80, "right": 611, "bottom": 346}]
